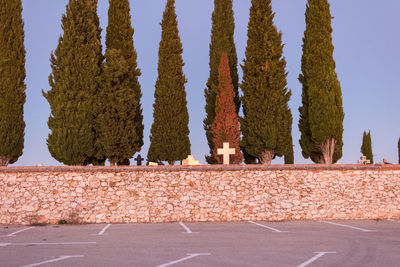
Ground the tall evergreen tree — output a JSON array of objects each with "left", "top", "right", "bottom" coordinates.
[
  {"left": 0, "top": 0, "right": 26, "bottom": 166},
  {"left": 147, "top": 0, "right": 190, "bottom": 165},
  {"left": 43, "top": 0, "right": 103, "bottom": 166},
  {"left": 361, "top": 131, "right": 373, "bottom": 164},
  {"left": 240, "top": 0, "right": 293, "bottom": 165},
  {"left": 204, "top": 0, "right": 239, "bottom": 164},
  {"left": 298, "top": 0, "right": 344, "bottom": 164},
  {"left": 398, "top": 138, "right": 400, "bottom": 164},
  {"left": 284, "top": 138, "right": 294, "bottom": 164},
  {"left": 97, "top": 0, "right": 143, "bottom": 166},
  {"left": 211, "top": 53, "right": 242, "bottom": 164}
]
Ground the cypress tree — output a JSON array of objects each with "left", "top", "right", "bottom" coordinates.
[
  {"left": 298, "top": 0, "right": 344, "bottom": 164},
  {"left": 211, "top": 53, "right": 242, "bottom": 164},
  {"left": 147, "top": 0, "right": 191, "bottom": 165},
  {"left": 43, "top": 0, "right": 103, "bottom": 166},
  {"left": 240, "top": 0, "right": 293, "bottom": 165},
  {"left": 398, "top": 138, "right": 400, "bottom": 164},
  {"left": 97, "top": 0, "right": 143, "bottom": 166},
  {"left": 0, "top": 0, "right": 26, "bottom": 166},
  {"left": 284, "top": 138, "right": 294, "bottom": 164},
  {"left": 204, "top": 0, "right": 239, "bottom": 164},
  {"left": 367, "top": 131, "right": 373, "bottom": 164},
  {"left": 361, "top": 131, "right": 373, "bottom": 164}
]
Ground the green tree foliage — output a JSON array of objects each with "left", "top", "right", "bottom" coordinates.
[
  {"left": 0, "top": 0, "right": 26, "bottom": 166},
  {"left": 240, "top": 0, "right": 293, "bottom": 165},
  {"left": 243, "top": 150, "right": 258, "bottom": 164},
  {"left": 43, "top": 0, "right": 103, "bottom": 166},
  {"left": 147, "top": 0, "right": 191, "bottom": 165},
  {"left": 97, "top": 0, "right": 143, "bottom": 166},
  {"left": 284, "top": 138, "right": 294, "bottom": 164},
  {"left": 298, "top": 0, "right": 344, "bottom": 164},
  {"left": 204, "top": 0, "right": 239, "bottom": 164},
  {"left": 211, "top": 53, "right": 242, "bottom": 164},
  {"left": 361, "top": 131, "right": 373, "bottom": 164},
  {"left": 398, "top": 138, "right": 400, "bottom": 164}
]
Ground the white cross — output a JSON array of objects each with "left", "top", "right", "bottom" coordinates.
[{"left": 217, "top": 142, "right": 236, "bottom": 165}]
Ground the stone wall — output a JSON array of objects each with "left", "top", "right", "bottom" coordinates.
[{"left": 1, "top": 165, "right": 400, "bottom": 225}]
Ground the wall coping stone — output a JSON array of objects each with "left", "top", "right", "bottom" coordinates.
[{"left": 0, "top": 164, "right": 399, "bottom": 173}]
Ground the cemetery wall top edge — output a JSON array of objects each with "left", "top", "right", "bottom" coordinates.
[{"left": 0, "top": 164, "right": 398, "bottom": 173}]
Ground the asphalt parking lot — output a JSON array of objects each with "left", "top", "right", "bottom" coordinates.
[{"left": 1, "top": 220, "right": 400, "bottom": 267}]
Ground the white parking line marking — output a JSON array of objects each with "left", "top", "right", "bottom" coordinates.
[
  {"left": 98, "top": 224, "right": 111, "bottom": 235},
  {"left": 179, "top": 222, "right": 197, "bottom": 234},
  {"left": 7, "top": 227, "right": 35, "bottom": 237},
  {"left": 297, "top": 251, "right": 336, "bottom": 267},
  {"left": 320, "top": 221, "right": 372, "bottom": 232},
  {"left": 156, "top": 253, "right": 211, "bottom": 267},
  {"left": 248, "top": 221, "right": 287, "bottom": 233},
  {"left": 0, "top": 242, "right": 96, "bottom": 247},
  {"left": 22, "top": 255, "right": 84, "bottom": 267}
]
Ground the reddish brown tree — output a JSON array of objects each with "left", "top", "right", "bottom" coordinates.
[{"left": 212, "top": 52, "right": 243, "bottom": 164}]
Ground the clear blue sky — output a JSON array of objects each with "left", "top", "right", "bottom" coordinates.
[{"left": 18, "top": 0, "right": 400, "bottom": 166}]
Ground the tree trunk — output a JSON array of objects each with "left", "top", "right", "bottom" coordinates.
[
  {"left": 259, "top": 150, "right": 275, "bottom": 165},
  {"left": 319, "top": 138, "right": 336, "bottom": 164},
  {"left": 0, "top": 156, "right": 10, "bottom": 166},
  {"left": 168, "top": 161, "right": 175, "bottom": 165}
]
